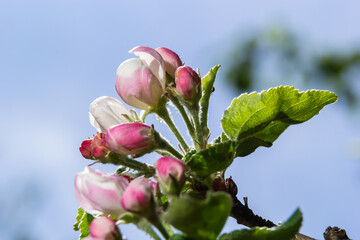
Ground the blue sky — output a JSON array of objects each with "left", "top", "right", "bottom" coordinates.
[{"left": 1, "top": 0, "right": 360, "bottom": 239}]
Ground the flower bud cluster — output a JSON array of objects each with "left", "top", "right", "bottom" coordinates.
[
  {"left": 79, "top": 133, "right": 109, "bottom": 160},
  {"left": 75, "top": 46, "right": 197, "bottom": 238}
]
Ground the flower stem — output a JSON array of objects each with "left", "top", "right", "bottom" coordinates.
[
  {"left": 155, "top": 106, "right": 190, "bottom": 153},
  {"left": 155, "top": 132, "right": 184, "bottom": 159},
  {"left": 108, "top": 152, "right": 155, "bottom": 175},
  {"left": 189, "top": 105, "right": 205, "bottom": 150},
  {"left": 148, "top": 214, "right": 170, "bottom": 240},
  {"left": 167, "top": 93, "right": 197, "bottom": 145}
]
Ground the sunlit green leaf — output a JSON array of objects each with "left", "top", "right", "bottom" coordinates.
[
  {"left": 73, "top": 208, "right": 94, "bottom": 239},
  {"left": 221, "top": 86, "right": 337, "bottom": 143},
  {"left": 219, "top": 208, "right": 302, "bottom": 240}
]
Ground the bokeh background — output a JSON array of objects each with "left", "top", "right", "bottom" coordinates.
[{"left": 1, "top": 0, "right": 360, "bottom": 239}]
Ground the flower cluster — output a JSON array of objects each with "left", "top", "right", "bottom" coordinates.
[{"left": 75, "top": 46, "right": 198, "bottom": 239}]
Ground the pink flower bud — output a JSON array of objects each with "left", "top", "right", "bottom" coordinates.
[
  {"left": 74, "top": 167, "right": 129, "bottom": 217},
  {"left": 121, "top": 177, "right": 155, "bottom": 212},
  {"left": 80, "top": 139, "right": 93, "bottom": 159},
  {"left": 116, "top": 46, "right": 166, "bottom": 110},
  {"left": 175, "top": 66, "right": 201, "bottom": 101},
  {"left": 156, "top": 47, "right": 183, "bottom": 79},
  {"left": 155, "top": 156, "right": 186, "bottom": 193},
  {"left": 79, "top": 133, "right": 109, "bottom": 160},
  {"left": 89, "top": 96, "right": 135, "bottom": 132},
  {"left": 105, "top": 122, "right": 155, "bottom": 156},
  {"left": 89, "top": 217, "right": 121, "bottom": 240}
]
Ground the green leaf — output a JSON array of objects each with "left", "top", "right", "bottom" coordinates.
[
  {"left": 73, "top": 208, "right": 83, "bottom": 231},
  {"left": 221, "top": 86, "right": 337, "bottom": 143},
  {"left": 219, "top": 208, "right": 302, "bottom": 240},
  {"left": 186, "top": 141, "right": 234, "bottom": 177},
  {"left": 200, "top": 65, "right": 221, "bottom": 137},
  {"left": 165, "top": 192, "right": 232, "bottom": 240},
  {"left": 234, "top": 137, "right": 272, "bottom": 157},
  {"left": 73, "top": 208, "right": 94, "bottom": 239}
]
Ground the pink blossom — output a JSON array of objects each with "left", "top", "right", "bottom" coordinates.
[
  {"left": 121, "top": 177, "right": 155, "bottom": 213},
  {"left": 175, "top": 66, "right": 201, "bottom": 101},
  {"left": 105, "top": 122, "right": 155, "bottom": 156},
  {"left": 156, "top": 47, "right": 183, "bottom": 78},
  {"left": 115, "top": 46, "right": 166, "bottom": 110},
  {"left": 155, "top": 156, "right": 186, "bottom": 193},
  {"left": 88, "top": 217, "right": 121, "bottom": 240},
  {"left": 89, "top": 96, "right": 135, "bottom": 133},
  {"left": 74, "top": 167, "right": 129, "bottom": 217}
]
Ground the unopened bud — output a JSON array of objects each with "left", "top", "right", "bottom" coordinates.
[
  {"left": 79, "top": 133, "right": 109, "bottom": 160},
  {"left": 80, "top": 139, "right": 93, "bottom": 159},
  {"left": 121, "top": 177, "right": 155, "bottom": 213},
  {"left": 88, "top": 217, "right": 121, "bottom": 240},
  {"left": 155, "top": 156, "right": 186, "bottom": 194},
  {"left": 105, "top": 123, "right": 155, "bottom": 156},
  {"left": 175, "top": 66, "right": 201, "bottom": 102}
]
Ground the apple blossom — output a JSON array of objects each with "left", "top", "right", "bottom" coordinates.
[
  {"left": 115, "top": 46, "right": 167, "bottom": 110},
  {"left": 175, "top": 66, "right": 201, "bottom": 101},
  {"left": 105, "top": 122, "right": 155, "bottom": 156},
  {"left": 121, "top": 177, "right": 155, "bottom": 213},
  {"left": 155, "top": 156, "right": 186, "bottom": 194},
  {"left": 74, "top": 167, "right": 129, "bottom": 217},
  {"left": 156, "top": 47, "right": 183, "bottom": 79},
  {"left": 88, "top": 217, "right": 121, "bottom": 240},
  {"left": 89, "top": 96, "right": 136, "bottom": 133}
]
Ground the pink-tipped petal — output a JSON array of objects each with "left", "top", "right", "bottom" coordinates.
[
  {"left": 156, "top": 47, "right": 183, "bottom": 79},
  {"left": 130, "top": 46, "right": 166, "bottom": 89},
  {"left": 116, "top": 58, "right": 163, "bottom": 110}
]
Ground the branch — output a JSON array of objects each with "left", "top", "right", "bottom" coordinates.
[
  {"left": 213, "top": 176, "right": 315, "bottom": 240},
  {"left": 323, "top": 226, "right": 350, "bottom": 240}
]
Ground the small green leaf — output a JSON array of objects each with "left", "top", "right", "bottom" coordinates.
[
  {"left": 219, "top": 208, "right": 302, "bottom": 240},
  {"left": 221, "top": 86, "right": 337, "bottom": 143},
  {"left": 73, "top": 208, "right": 94, "bottom": 239},
  {"left": 200, "top": 65, "right": 221, "bottom": 137},
  {"left": 165, "top": 192, "right": 232, "bottom": 240},
  {"left": 186, "top": 141, "right": 234, "bottom": 177},
  {"left": 73, "top": 208, "right": 84, "bottom": 231}
]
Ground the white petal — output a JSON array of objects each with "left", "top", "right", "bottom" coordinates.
[
  {"left": 89, "top": 96, "right": 135, "bottom": 132},
  {"left": 130, "top": 46, "right": 166, "bottom": 89}
]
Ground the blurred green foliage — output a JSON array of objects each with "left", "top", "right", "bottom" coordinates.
[{"left": 226, "top": 26, "right": 360, "bottom": 107}]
